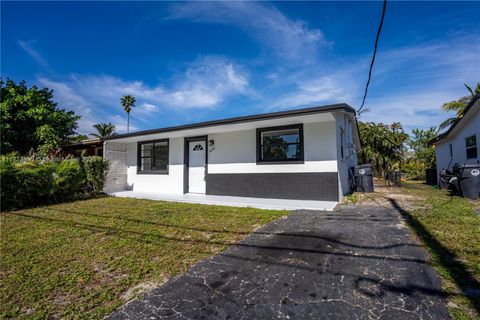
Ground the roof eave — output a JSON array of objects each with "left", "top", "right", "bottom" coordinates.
[
  {"left": 429, "top": 94, "right": 479, "bottom": 146},
  {"left": 105, "top": 103, "right": 355, "bottom": 141}
]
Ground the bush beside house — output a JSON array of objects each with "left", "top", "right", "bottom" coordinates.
[
  {"left": 82, "top": 156, "right": 109, "bottom": 193},
  {"left": 0, "top": 155, "right": 109, "bottom": 211}
]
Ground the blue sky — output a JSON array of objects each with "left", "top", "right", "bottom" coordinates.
[{"left": 2, "top": 1, "right": 479, "bottom": 136}]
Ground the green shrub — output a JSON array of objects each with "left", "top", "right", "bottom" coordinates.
[
  {"left": 15, "top": 162, "right": 56, "bottom": 207},
  {"left": 0, "top": 155, "right": 108, "bottom": 211},
  {"left": 1, "top": 156, "right": 57, "bottom": 210},
  {"left": 0, "top": 154, "right": 17, "bottom": 170},
  {"left": 82, "top": 156, "right": 109, "bottom": 193},
  {"left": 402, "top": 159, "right": 427, "bottom": 181},
  {"left": 52, "top": 159, "right": 86, "bottom": 201},
  {"left": 0, "top": 155, "right": 20, "bottom": 210}
]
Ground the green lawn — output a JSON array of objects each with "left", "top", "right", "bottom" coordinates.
[
  {"left": 0, "top": 197, "right": 286, "bottom": 319},
  {"left": 346, "top": 181, "right": 480, "bottom": 319},
  {"left": 400, "top": 182, "right": 480, "bottom": 320}
]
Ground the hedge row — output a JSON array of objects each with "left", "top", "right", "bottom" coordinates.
[{"left": 0, "top": 155, "right": 109, "bottom": 211}]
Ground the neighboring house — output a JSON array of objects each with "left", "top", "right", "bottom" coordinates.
[
  {"left": 431, "top": 95, "right": 480, "bottom": 176},
  {"left": 63, "top": 138, "right": 104, "bottom": 157},
  {"left": 103, "top": 103, "right": 360, "bottom": 203}
]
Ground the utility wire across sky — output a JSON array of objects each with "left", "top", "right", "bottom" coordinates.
[{"left": 357, "top": 0, "right": 388, "bottom": 116}]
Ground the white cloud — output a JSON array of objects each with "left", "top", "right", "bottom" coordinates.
[
  {"left": 138, "top": 103, "right": 159, "bottom": 113},
  {"left": 356, "top": 35, "right": 480, "bottom": 130},
  {"left": 268, "top": 76, "right": 350, "bottom": 110},
  {"left": 69, "top": 56, "right": 249, "bottom": 110},
  {"left": 38, "top": 78, "right": 140, "bottom": 135},
  {"left": 36, "top": 56, "right": 250, "bottom": 134},
  {"left": 34, "top": 13, "right": 478, "bottom": 136},
  {"left": 37, "top": 77, "right": 96, "bottom": 133},
  {"left": 38, "top": 77, "right": 90, "bottom": 110},
  {"left": 261, "top": 34, "right": 479, "bottom": 132},
  {"left": 371, "top": 37, "right": 479, "bottom": 92},
  {"left": 165, "top": 2, "right": 327, "bottom": 62},
  {"left": 360, "top": 91, "right": 462, "bottom": 133},
  {"left": 17, "top": 40, "right": 48, "bottom": 67},
  {"left": 109, "top": 115, "right": 138, "bottom": 133}
]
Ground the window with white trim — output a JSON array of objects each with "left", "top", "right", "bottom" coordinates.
[{"left": 465, "top": 135, "right": 477, "bottom": 159}]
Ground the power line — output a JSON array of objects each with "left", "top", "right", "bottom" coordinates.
[{"left": 357, "top": 0, "right": 387, "bottom": 115}]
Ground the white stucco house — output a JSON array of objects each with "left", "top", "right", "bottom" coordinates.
[
  {"left": 431, "top": 95, "right": 479, "bottom": 177},
  {"left": 103, "top": 103, "right": 360, "bottom": 210}
]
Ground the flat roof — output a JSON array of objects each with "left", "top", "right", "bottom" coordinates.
[
  {"left": 63, "top": 138, "right": 102, "bottom": 148},
  {"left": 105, "top": 103, "right": 355, "bottom": 141}
]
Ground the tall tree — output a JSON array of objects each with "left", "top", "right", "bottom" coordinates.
[
  {"left": 408, "top": 127, "right": 437, "bottom": 168},
  {"left": 0, "top": 79, "right": 81, "bottom": 155},
  {"left": 440, "top": 82, "right": 480, "bottom": 130},
  {"left": 404, "top": 127, "right": 438, "bottom": 180},
  {"left": 358, "top": 122, "right": 408, "bottom": 176},
  {"left": 120, "top": 95, "right": 136, "bottom": 133},
  {"left": 91, "top": 122, "right": 116, "bottom": 139}
]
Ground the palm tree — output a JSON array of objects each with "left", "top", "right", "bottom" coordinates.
[
  {"left": 358, "top": 122, "right": 408, "bottom": 176},
  {"left": 91, "top": 122, "right": 116, "bottom": 139},
  {"left": 121, "top": 95, "right": 136, "bottom": 133},
  {"left": 440, "top": 83, "right": 479, "bottom": 130}
]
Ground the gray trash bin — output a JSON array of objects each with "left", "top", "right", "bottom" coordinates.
[
  {"left": 354, "top": 164, "right": 374, "bottom": 193},
  {"left": 456, "top": 164, "right": 480, "bottom": 199}
]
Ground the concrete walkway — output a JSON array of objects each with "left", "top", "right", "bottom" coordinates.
[
  {"left": 111, "top": 191, "right": 338, "bottom": 211},
  {"left": 108, "top": 205, "right": 449, "bottom": 319}
]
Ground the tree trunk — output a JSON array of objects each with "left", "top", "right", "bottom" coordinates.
[{"left": 127, "top": 112, "right": 130, "bottom": 133}]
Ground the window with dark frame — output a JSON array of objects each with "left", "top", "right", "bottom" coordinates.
[
  {"left": 257, "top": 124, "right": 303, "bottom": 163},
  {"left": 137, "top": 139, "right": 169, "bottom": 174},
  {"left": 465, "top": 135, "right": 477, "bottom": 159}
]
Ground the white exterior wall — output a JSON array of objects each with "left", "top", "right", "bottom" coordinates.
[
  {"left": 335, "top": 113, "right": 358, "bottom": 198},
  {"left": 208, "top": 121, "right": 337, "bottom": 173},
  {"left": 435, "top": 107, "right": 480, "bottom": 176},
  {"left": 104, "top": 109, "right": 362, "bottom": 200},
  {"left": 122, "top": 120, "right": 341, "bottom": 195},
  {"left": 126, "top": 137, "right": 185, "bottom": 194}
]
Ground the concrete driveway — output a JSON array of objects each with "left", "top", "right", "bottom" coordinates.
[{"left": 109, "top": 205, "right": 450, "bottom": 319}]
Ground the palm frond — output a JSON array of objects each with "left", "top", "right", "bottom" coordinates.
[
  {"left": 465, "top": 83, "right": 474, "bottom": 97},
  {"left": 91, "top": 122, "right": 116, "bottom": 138},
  {"left": 439, "top": 117, "right": 457, "bottom": 130},
  {"left": 442, "top": 99, "right": 468, "bottom": 112},
  {"left": 121, "top": 95, "right": 136, "bottom": 109}
]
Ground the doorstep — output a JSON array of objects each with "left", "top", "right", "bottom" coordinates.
[{"left": 110, "top": 191, "right": 337, "bottom": 211}]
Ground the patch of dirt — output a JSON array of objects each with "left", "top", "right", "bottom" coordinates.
[
  {"left": 474, "top": 205, "right": 480, "bottom": 215},
  {"left": 281, "top": 258, "right": 309, "bottom": 266},
  {"left": 21, "top": 308, "right": 34, "bottom": 316},
  {"left": 90, "top": 262, "right": 128, "bottom": 285},
  {"left": 121, "top": 279, "right": 167, "bottom": 302},
  {"left": 48, "top": 290, "right": 80, "bottom": 319},
  {"left": 52, "top": 293, "right": 75, "bottom": 307},
  {"left": 210, "top": 246, "right": 223, "bottom": 254},
  {"left": 346, "top": 184, "right": 423, "bottom": 211},
  {"left": 201, "top": 232, "right": 214, "bottom": 240},
  {"left": 251, "top": 223, "right": 264, "bottom": 232}
]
